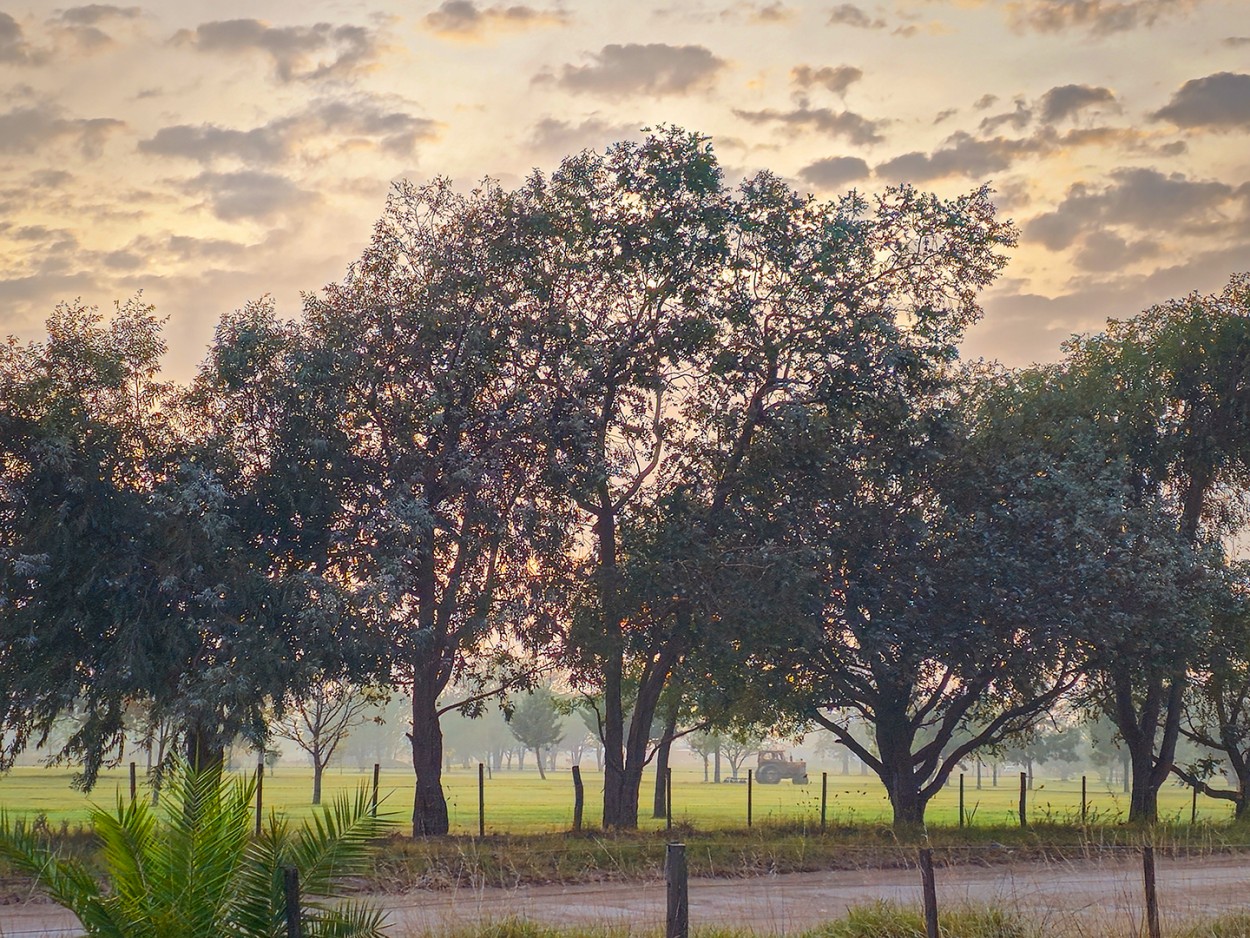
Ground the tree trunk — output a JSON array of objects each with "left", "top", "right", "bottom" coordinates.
[
  {"left": 312, "top": 748, "right": 324, "bottom": 805},
  {"left": 410, "top": 672, "right": 449, "bottom": 836},
  {"left": 713, "top": 744, "right": 721, "bottom": 783},
  {"left": 183, "top": 724, "right": 224, "bottom": 778},
  {"left": 535, "top": 747, "right": 547, "bottom": 780}
]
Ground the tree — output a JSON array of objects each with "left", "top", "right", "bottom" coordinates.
[
  {"left": 0, "top": 300, "right": 352, "bottom": 785},
  {"left": 0, "top": 761, "right": 389, "bottom": 937},
  {"left": 1175, "top": 560, "right": 1250, "bottom": 817},
  {"left": 1061, "top": 272, "right": 1250, "bottom": 821},
  {"left": 507, "top": 687, "right": 565, "bottom": 779},
  {"left": 272, "top": 680, "right": 379, "bottom": 804},
  {"left": 529, "top": 128, "right": 1018, "bottom": 829},
  {"left": 302, "top": 180, "right": 568, "bottom": 834}
]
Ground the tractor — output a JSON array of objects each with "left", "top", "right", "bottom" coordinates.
[{"left": 754, "top": 749, "right": 808, "bottom": 784}]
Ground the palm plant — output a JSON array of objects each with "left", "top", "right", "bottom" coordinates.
[{"left": 0, "top": 761, "right": 391, "bottom": 938}]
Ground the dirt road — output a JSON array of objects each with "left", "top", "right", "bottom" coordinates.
[{"left": 3, "top": 854, "right": 1248, "bottom": 936}]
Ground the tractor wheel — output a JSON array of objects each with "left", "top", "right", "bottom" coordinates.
[{"left": 756, "top": 765, "right": 781, "bottom": 784}]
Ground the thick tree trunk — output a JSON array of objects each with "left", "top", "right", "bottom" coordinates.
[
  {"left": 183, "top": 724, "right": 224, "bottom": 778},
  {"left": 714, "top": 744, "right": 721, "bottom": 784},
  {"left": 410, "top": 673, "right": 449, "bottom": 836},
  {"left": 535, "top": 748, "right": 547, "bottom": 779}
]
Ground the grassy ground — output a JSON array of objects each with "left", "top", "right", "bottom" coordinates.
[{"left": 0, "top": 762, "right": 1228, "bottom": 834}]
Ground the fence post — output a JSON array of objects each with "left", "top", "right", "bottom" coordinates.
[
  {"left": 665, "top": 842, "right": 689, "bottom": 938},
  {"left": 1018, "top": 772, "right": 1027, "bottom": 828},
  {"left": 572, "top": 765, "right": 584, "bottom": 832},
  {"left": 666, "top": 767, "right": 673, "bottom": 831},
  {"left": 129, "top": 762, "right": 137, "bottom": 802},
  {"left": 1191, "top": 785, "right": 1198, "bottom": 824},
  {"left": 1081, "top": 775, "right": 1087, "bottom": 826},
  {"left": 1143, "top": 845, "right": 1161, "bottom": 938},
  {"left": 918, "top": 847, "right": 939, "bottom": 938},
  {"left": 477, "top": 762, "right": 486, "bottom": 837},
  {"left": 283, "top": 865, "right": 302, "bottom": 938},
  {"left": 959, "top": 773, "right": 965, "bottom": 829},
  {"left": 371, "top": 763, "right": 380, "bottom": 817},
  {"left": 821, "top": 772, "right": 828, "bottom": 831},
  {"left": 747, "top": 769, "right": 753, "bottom": 828},
  {"left": 255, "top": 757, "right": 264, "bottom": 837}
]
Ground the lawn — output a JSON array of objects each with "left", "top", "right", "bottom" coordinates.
[{"left": 0, "top": 761, "right": 1228, "bottom": 834}]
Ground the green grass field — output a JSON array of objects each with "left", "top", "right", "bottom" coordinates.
[{"left": 0, "top": 761, "right": 1229, "bottom": 834}]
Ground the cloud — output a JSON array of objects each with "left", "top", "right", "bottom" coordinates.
[
  {"left": 56, "top": 5, "right": 143, "bottom": 26},
  {"left": 138, "top": 96, "right": 437, "bottom": 164},
  {"left": 526, "top": 116, "right": 643, "bottom": 158},
  {"left": 732, "top": 106, "right": 886, "bottom": 145},
  {"left": 798, "top": 155, "right": 870, "bottom": 189},
  {"left": 1224, "top": 37, "right": 1250, "bottom": 47},
  {"left": 1025, "top": 167, "right": 1238, "bottom": 250},
  {"left": 1072, "top": 230, "right": 1160, "bottom": 271},
  {"left": 1152, "top": 73, "right": 1250, "bottom": 130},
  {"left": 1007, "top": 0, "right": 1199, "bottom": 34},
  {"left": 973, "top": 94, "right": 998, "bottom": 111},
  {"left": 541, "top": 43, "right": 726, "bottom": 98},
  {"left": 791, "top": 64, "right": 863, "bottom": 96},
  {"left": 0, "top": 12, "right": 47, "bottom": 64},
  {"left": 423, "top": 1, "right": 570, "bottom": 38},
  {"left": 181, "top": 171, "right": 311, "bottom": 222},
  {"left": 0, "top": 106, "right": 124, "bottom": 158},
  {"left": 652, "top": 2, "right": 795, "bottom": 23},
  {"left": 175, "top": 19, "right": 383, "bottom": 82},
  {"left": 826, "top": 3, "right": 885, "bottom": 28},
  {"left": 876, "top": 131, "right": 1044, "bottom": 182},
  {"left": 979, "top": 100, "right": 1032, "bottom": 134},
  {"left": 1038, "top": 84, "right": 1117, "bottom": 122}
]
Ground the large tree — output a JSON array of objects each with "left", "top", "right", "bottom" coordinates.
[
  {"left": 1061, "top": 272, "right": 1250, "bottom": 821},
  {"left": 303, "top": 179, "right": 568, "bottom": 835},
  {"left": 0, "top": 300, "right": 350, "bottom": 783}
]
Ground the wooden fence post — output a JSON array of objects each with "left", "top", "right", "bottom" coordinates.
[
  {"left": 918, "top": 847, "right": 939, "bottom": 938},
  {"left": 255, "top": 758, "right": 264, "bottom": 837},
  {"left": 820, "top": 772, "right": 828, "bottom": 831},
  {"left": 1081, "top": 775, "right": 1087, "bottom": 826},
  {"left": 129, "top": 762, "right": 137, "bottom": 802},
  {"left": 478, "top": 762, "right": 486, "bottom": 837},
  {"left": 283, "top": 865, "right": 302, "bottom": 938},
  {"left": 1143, "top": 845, "right": 1161, "bottom": 938},
  {"left": 371, "top": 763, "right": 380, "bottom": 817},
  {"left": 572, "top": 765, "right": 584, "bottom": 832},
  {"left": 747, "top": 769, "right": 753, "bottom": 828},
  {"left": 1191, "top": 785, "right": 1198, "bottom": 824},
  {"left": 959, "top": 773, "right": 965, "bottom": 828},
  {"left": 1018, "top": 772, "right": 1027, "bottom": 828},
  {"left": 666, "top": 767, "right": 673, "bottom": 831},
  {"left": 665, "top": 842, "right": 689, "bottom": 938}
]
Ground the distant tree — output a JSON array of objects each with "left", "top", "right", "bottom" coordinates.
[
  {"left": 272, "top": 680, "right": 379, "bottom": 804},
  {"left": 507, "top": 688, "right": 564, "bottom": 780}
]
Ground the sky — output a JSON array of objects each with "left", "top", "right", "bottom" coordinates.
[{"left": 0, "top": 0, "right": 1247, "bottom": 378}]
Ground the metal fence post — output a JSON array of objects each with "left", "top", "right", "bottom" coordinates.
[
  {"left": 478, "top": 762, "right": 486, "bottom": 837},
  {"left": 255, "top": 757, "right": 264, "bottom": 837},
  {"left": 959, "top": 773, "right": 965, "bottom": 828},
  {"left": 821, "top": 771, "right": 828, "bottom": 831},
  {"left": 747, "top": 769, "right": 753, "bottom": 828},
  {"left": 1018, "top": 772, "right": 1027, "bottom": 828}
]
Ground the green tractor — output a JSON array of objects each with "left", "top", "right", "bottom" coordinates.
[{"left": 755, "top": 749, "right": 808, "bottom": 784}]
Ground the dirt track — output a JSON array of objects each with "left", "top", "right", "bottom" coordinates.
[{"left": 3, "top": 855, "right": 1249, "bottom": 936}]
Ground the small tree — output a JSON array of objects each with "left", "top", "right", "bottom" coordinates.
[
  {"left": 507, "top": 688, "right": 564, "bottom": 780},
  {"left": 272, "top": 680, "right": 379, "bottom": 804}
]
